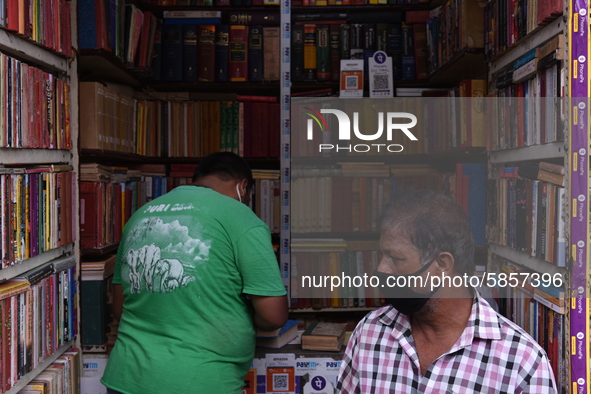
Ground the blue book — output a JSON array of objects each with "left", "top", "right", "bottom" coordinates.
[
  {"left": 215, "top": 25, "right": 230, "bottom": 82},
  {"left": 161, "top": 25, "right": 183, "bottom": 82},
  {"left": 182, "top": 25, "right": 198, "bottom": 82},
  {"left": 78, "top": 0, "right": 98, "bottom": 49},
  {"left": 461, "top": 163, "right": 487, "bottom": 246},
  {"left": 256, "top": 320, "right": 299, "bottom": 349},
  {"left": 248, "top": 25, "right": 263, "bottom": 82}
]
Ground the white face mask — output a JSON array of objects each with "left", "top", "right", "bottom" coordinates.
[{"left": 236, "top": 183, "right": 242, "bottom": 203}]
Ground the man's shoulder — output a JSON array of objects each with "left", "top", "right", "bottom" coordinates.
[
  {"left": 478, "top": 298, "right": 548, "bottom": 358},
  {"left": 353, "top": 305, "right": 400, "bottom": 333}
]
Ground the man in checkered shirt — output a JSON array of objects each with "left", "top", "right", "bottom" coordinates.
[{"left": 336, "top": 190, "right": 557, "bottom": 394}]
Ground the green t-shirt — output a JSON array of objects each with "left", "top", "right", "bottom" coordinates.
[{"left": 101, "top": 186, "right": 286, "bottom": 394}]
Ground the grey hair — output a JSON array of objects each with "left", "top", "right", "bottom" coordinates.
[{"left": 379, "top": 189, "right": 475, "bottom": 276}]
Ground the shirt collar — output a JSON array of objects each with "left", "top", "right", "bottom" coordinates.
[{"left": 377, "top": 294, "right": 503, "bottom": 343}]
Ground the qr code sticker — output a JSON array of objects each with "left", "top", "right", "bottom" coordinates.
[
  {"left": 373, "top": 74, "right": 389, "bottom": 90},
  {"left": 346, "top": 75, "right": 358, "bottom": 89},
  {"left": 273, "top": 373, "right": 289, "bottom": 391}
]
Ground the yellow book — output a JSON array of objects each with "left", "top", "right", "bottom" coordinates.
[
  {"left": 26, "top": 382, "right": 47, "bottom": 394},
  {"left": 0, "top": 280, "right": 30, "bottom": 301}
]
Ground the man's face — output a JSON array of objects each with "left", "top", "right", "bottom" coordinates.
[{"left": 377, "top": 227, "right": 423, "bottom": 276}]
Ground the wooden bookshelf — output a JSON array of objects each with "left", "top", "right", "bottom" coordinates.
[
  {"left": 489, "top": 244, "right": 566, "bottom": 277},
  {"left": 79, "top": 49, "right": 145, "bottom": 88},
  {"left": 489, "top": 141, "right": 565, "bottom": 164}
]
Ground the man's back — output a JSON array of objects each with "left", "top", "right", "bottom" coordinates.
[{"left": 101, "top": 186, "right": 285, "bottom": 394}]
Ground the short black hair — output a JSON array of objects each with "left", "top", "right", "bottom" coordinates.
[
  {"left": 193, "top": 152, "right": 253, "bottom": 188},
  {"left": 379, "top": 189, "right": 474, "bottom": 276}
]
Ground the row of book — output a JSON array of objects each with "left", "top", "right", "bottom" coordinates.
[
  {"left": 79, "top": 1, "right": 159, "bottom": 68},
  {"left": 425, "top": 0, "right": 484, "bottom": 74},
  {"left": 290, "top": 249, "right": 389, "bottom": 310},
  {"left": 292, "top": 80, "right": 488, "bottom": 159},
  {"left": 487, "top": 163, "right": 566, "bottom": 266},
  {"left": 484, "top": 0, "right": 563, "bottom": 60},
  {"left": 0, "top": 167, "right": 76, "bottom": 269},
  {"left": 488, "top": 35, "right": 565, "bottom": 151},
  {"left": 143, "top": 0, "right": 430, "bottom": 6},
  {"left": 0, "top": 0, "right": 73, "bottom": 57},
  {"left": 498, "top": 260, "right": 565, "bottom": 392},
  {"left": 79, "top": 82, "right": 136, "bottom": 155},
  {"left": 80, "top": 165, "right": 282, "bottom": 250},
  {"left": 81, "top": 81, "right": 281, "bottom": 158},
  {"left": 159, "top": 23, "right": 281, "bottom": 83},
  {"left": 20, "top": 348, "right": 80, "bottom": 394},
  {"left": 136, "top": 98, "right": 281, "bottom": 158},
  {"left": 0, "top": 256, "right": 77, "bottom": 392},
  {"left": 291, "top": 162, "right": 486, "bottom": 245},
  {"left": 0, "top": 53, "right": 72, "bottom": 150},
  {"left": 80, "top": 180, "right": 139, "bottom": 250},
  {"left": 294, "top": 21, "right": 405, "bottom": 83}
]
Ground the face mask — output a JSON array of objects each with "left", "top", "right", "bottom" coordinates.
[
  {"left": 373, "top": 259, "right": 440, "bottom": 316},
  {"left": 235, "top": 183, "right": 243, "bottom": 203}
]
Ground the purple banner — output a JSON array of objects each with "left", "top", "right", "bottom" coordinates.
[{"left": 570, "top": 1, "right": 590, "bottom": 393}]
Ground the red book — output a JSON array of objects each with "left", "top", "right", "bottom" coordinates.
[
  {"left": 197, "top": 25, "right": 216, "bottom": 82},
  {"left": 138, "top": 12, "right": 154, "bottom": 67},
  {"left": 6, "top": 0, "right": 19, "bottom": 32},
  {"left": 229, "top": 25, "right": 248, "bottom": 82},
  {"left": 62, "top": 0, "right": 72, "bottom": 57},
  {"left": 250, "top": 102, "right": 269, "bottom": 157},
  {"left": 80, "top": 182, "right": 101, "bottom": 249},
  {"left": 405, "top": 10, "right": 430, "bottom": 24}
]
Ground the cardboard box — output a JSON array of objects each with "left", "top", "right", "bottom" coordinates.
[
  {"left": 82, "top": 354, "right": 109, "bottom": 378},
  {"left": 81, "top": 377, "right": 108, "bottom": 394}
]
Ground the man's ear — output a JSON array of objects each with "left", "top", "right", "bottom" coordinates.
[
  {"left": 434, "top": 252, "right": 455, "bottom": 274},
  {"left": 240, "top": 179, "right": 249, "bottom": 195}
]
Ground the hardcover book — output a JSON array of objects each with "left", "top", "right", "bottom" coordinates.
[{"left": 301, "top": 322, "right": 347, "bottom": 351}]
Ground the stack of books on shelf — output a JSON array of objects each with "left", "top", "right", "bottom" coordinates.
[
  {"left": 0, "top": 53, "right": 72, "bottom": 150},
  {"left": 80, "top": 166, "right": 155, "bottom": 250},
  {"left": 21, "top": 348, "right": 81, "bottom": 394},
  {"left": 497, "top": 260, "right": 565, "bottom": 385},
  {"left": 0, "top": 165, "right": 76, "bottom": 267},
  {"left": 0, "top": 0, "right": 73, "bottom": 56},
  {"left": 0, "top": 256, "right": 78, "bottom": 392},
  {"left": 252, "top": 170, "right": 281, "bottom": 234},
  {"left": 81, "top": 82, "right": 281, "bottom": 158},
  {"left": 79, "top": 4, "right": 283, "bottom": 82},
  {"left": 292, "top": 11, "right": 408, "bottom": 83},
  {"left": 81, "top": 254, "right": 117, "bottom": 281},
  {"left": 487, "top": 162, "right": 566, "bottom": 267},
  {"left": 488, "top": 34, "right": 565, "bottom": 151},
  {"left": 158, "top": 19, "right": 281, "bottom": 83},
  {"left": 291, "top": 162, "right": 486, "bottom": 245},
  {"left": 484, "top": 0, "right": 563, "bottom": 60}
]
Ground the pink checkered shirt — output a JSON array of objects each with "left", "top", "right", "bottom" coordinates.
[{"left": 336, "top": 297, "right": 557, "bottom": 393}]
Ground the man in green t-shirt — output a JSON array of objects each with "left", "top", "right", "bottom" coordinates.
[{"left": 101, "top": 152, "right": 288, "bottom": 394}]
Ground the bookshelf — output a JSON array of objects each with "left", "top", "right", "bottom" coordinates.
[
  {"left": 483, "top": 0, "right": 590, "bottom": 391},
  {"left": 0, "top": 0, "right": 80, "bottom": 391},
  {"left": 76, "top": 0, "right": 590, "bottom": 393}
]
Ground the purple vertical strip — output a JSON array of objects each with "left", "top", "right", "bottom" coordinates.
[{"left": 570, "top": 1, "right": 590, "bottom": 393}]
